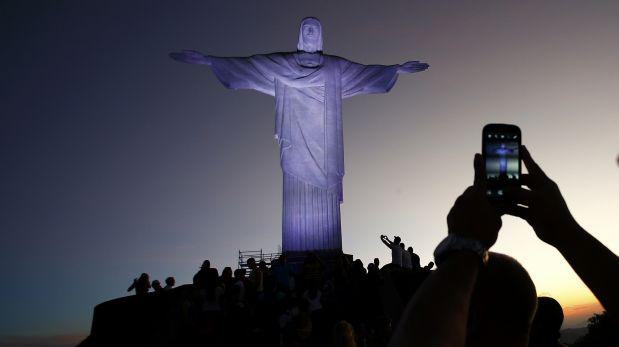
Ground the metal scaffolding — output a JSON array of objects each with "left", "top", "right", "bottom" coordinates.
[{"left": 237, "top": 249, "right": 281, "bottom": 270}]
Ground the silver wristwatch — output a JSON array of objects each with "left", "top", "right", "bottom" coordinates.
[{"left": 433, "top": 234, "right": 489, "bottom": 267}]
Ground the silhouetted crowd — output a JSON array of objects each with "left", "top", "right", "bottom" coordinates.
[{"left": 127, "top": 244, "right": 435, "bottom": 346}]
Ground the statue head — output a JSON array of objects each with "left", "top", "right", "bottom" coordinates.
[{"left": 297, "top": 17, "right": 323, "bottom": 53}]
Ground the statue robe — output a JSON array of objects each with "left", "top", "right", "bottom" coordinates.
[{"left": 209, "top": 52, "right": 399, "bottom": 252}]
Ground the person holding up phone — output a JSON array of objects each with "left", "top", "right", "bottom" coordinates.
[
  {"left": 503, "top": 146, "right": 619, "bottom": 318},
  {"left": 391, "top": 144, "right": 619, "bottom": 346},
  {"left": 381, "top": 235, "right": 403, "bottom": 267},
  {"left": 390, "top": 154, "right": 538, "bottom": 347}
]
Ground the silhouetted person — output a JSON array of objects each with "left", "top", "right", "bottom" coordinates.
[
  {"left": 272, "top": 253, "right": 295, "bottom": 291},
  {"left": 256, "top": 260, "right": 269, "bottom": 296},
  {"left": 529, "top": 297, "right": 566, "bottom": 347},
  {"left": 373, "top": 257, "right": 380, "bottom": 270},
  {"left": 401, "top": 243, "right": 412, "bottom": 269},
  {"left": 232, "top": 269, "right": 246, "bottom": 307},
  {"left": 220, "top": 267, "right": 233, "bottom": 290},
  {"left": 152, "top": 280, "right": 163, "bottom": 293},
  {"left": 127, "top": 273, "right": 151, "bottom": 296},
  {"left": 203, "top": 268, "right": 223, "bottom": 312},
  {"left": 407, "top": 246, "right": 421, "bottom": 270},
  {"left": 422, "top": 261, "right": 434, "bottom": 271},
  {"left": 246, "top": 257, "right": 260, "bottom": 295},
  {"left": 352, "top": 258, "right": 367, "bottom": 276},
  {"left": 392, "top": 154, "right": 537, "bottom": 346},
  {"left": 380, "top": 235, "right": 402, "bottom": 266},
  {"left": 163, "top": 276, "right": 175, "bottom": 291},
  {"left": 193, "top": 260, "right": 211, "bottom": 288},
  {"left": 246, "top": 257, "right": 257, "bottom": 274},
  {"left": 504, "top": 146, "right": 619, "bottom": 319},
  {"left": 302, "top": 253, "right": 325, "bottom": 290}
]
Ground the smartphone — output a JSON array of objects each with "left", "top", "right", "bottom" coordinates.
[{"left": 482, "top": 124, "right": 521, "bottom": 198}]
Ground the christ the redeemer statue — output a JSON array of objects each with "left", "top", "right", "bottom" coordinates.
[{"left": 170, "top": 17, "right": 428, "bottom": 254}]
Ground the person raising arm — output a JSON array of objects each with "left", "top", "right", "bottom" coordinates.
[
  {"left": 381, "top": 235, "right": 403, "bottom": 267},
  {"left": 504, "top": 146, "right": 619, "bottom": 317},
  {"left": 390, "top": 154, "right": 537, "bottom": 347}
]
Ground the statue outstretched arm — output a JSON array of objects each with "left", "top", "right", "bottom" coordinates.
[
  {"left": 397, "top": 60, "right": 430, "bottom": 74},
  {"left": 340, "top": 58, "right": 400, "bottom": 98},
  {"left": 170, "top": 50, "right": 286, "bottom": 96},
  {"left": 340, "top": 58, "right": 429, "bottom": 98},
  {"left": 169, "top": 50, "right": 212, "bottom": 66}
]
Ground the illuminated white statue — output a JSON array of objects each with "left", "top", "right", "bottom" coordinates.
[{"left": 171, "top": 17, "right": 428, "bottom": 253}]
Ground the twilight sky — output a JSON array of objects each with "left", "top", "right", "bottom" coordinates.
[{"left": 1, "top": 0, "right": 618, "bottom": 340}]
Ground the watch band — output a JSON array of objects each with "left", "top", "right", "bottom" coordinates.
[{"left": 433, "top": 234, "right": 489, "bottom": 267}]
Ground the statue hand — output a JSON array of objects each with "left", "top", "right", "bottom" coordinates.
[
  {"left": 169, "top": 50, "right": 212, "bottom": 65},
  {"left": 397, "top": 61, "right": 429, "bottom": 74}
]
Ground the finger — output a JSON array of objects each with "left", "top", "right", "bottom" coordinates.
[
  {"left": 519, "top": 173, "right": 541, "bottom": 190},
  {"left": 454, "top": 185, "right": 480, "bottom": 207},
  {"left": 520, "top": 173, "right": 531, "bottom": 186},
  {"left": 501, "top": 204, "right": 530, "bottom": 220},
  {"left": 473, "top": 153, "right": 484, "bottom": 187},
  {"left": 503, "top": 187, "right": 535, "bottom": 205},
  {"left": 521, "top": 146, "right": 547, "bottom": 178}
]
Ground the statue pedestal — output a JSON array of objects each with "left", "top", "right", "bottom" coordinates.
[{"left": 283, "top": 249, "right": 352, "bottom": 269}]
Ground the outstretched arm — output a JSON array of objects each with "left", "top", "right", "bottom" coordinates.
[
  {"left": 504, "top": 146, "right": 619, "bottom": 316},
  {"left": 169, "top": 49, "right": 212, "bottom": 65},
  {"left": 391, "top": 154, "right": 501, "bottom": 347},
  {"left": 169, "top": 50, "right": 283, "bottom": 96},
  {"left": 381, "top": 235, "right": 393, "bottom": 248},
  {"left": 396, "top": 60, "right": 430, "bottom": 74},
  {"left": 340, "top": 58, "right": 429, "bottom": 99}
]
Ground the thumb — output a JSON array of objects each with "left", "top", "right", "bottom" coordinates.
[{"left": 473, "top": 153, "right": 485, "bottom": 187}]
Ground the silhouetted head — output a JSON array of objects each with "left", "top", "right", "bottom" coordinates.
[
  {"left": 152, "top": 280, "right": 162, "bottom": 291},
  {"left": 259, "top": 260, "right": 267, "bottom": 270},
  {"left": 165, "top": 277, "right": 175, "bottom": 286},
  {"left": 222, "top": 267, "right": 232, "bottom": 280},
  {"left": 200, "top": 260, "right": 210, "bottom": 269},
  {"left": 373, "top": 258, "right": 380, "bottom": 267},
  {"left": 407, "top": 247, "right": 413, "bottom": 253},
  {"left": 400, "top": 243, "right": 405, "bottom": 249},
  {"left": 466, "top": 253, "right": 537, "bottom": 347},
  {"left": 297, "top": 17, "right": 323, "bottom": 53},
  {"left": 426, "top": 261, "right": 434, "bottom": 270},
  {"left": 247, "top": 257, "right": 256, "bottom": 269},
  {"left": 529, "top": 297, "right": 564, "bottom": 347},
  {"left": 394, "top": 236, "right": 401, "bottom": 244},
  {"left": 234, "top": 269, "right": 244, "bottom": 280}
]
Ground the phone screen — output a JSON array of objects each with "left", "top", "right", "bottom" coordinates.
[{"left": 483, "top": 124, "right": 521, "bottom": 198}]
